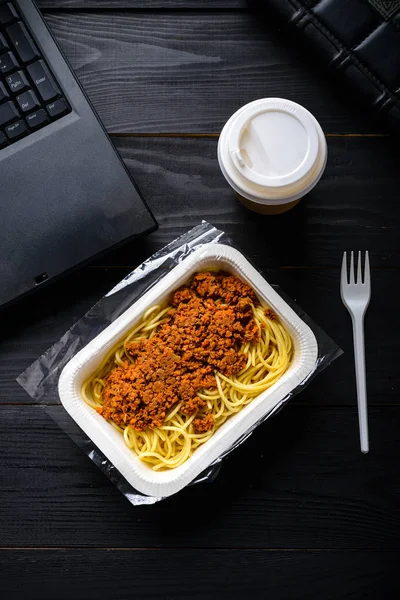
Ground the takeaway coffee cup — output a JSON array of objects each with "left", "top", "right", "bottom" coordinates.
[{"left": 218, "top": 98, "right": 328, "bottom": 214}]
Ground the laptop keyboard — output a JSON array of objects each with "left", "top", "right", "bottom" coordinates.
[{"left": 0, "top": 1, "right": 71, "bottom": 149}]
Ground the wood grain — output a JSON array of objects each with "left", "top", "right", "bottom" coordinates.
[
  {"left": 1, "top": 4, "right": 397, "bottom": 597},
  {"left": 39, "top": 11, "right": 384, "bottom": 134},
  {"left": 1, "top": 405, "right": 399, "bottom": 548},
  {"left": 1, "top": 549, "right": 398, "bottom": 600},
  {"left": 39, "top": 1, "right": 246, "bottom": 7},
  {"left": 113, "top": 135, "right": 399, "bottom": 267}
]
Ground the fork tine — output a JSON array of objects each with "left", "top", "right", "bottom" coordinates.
[
  {"left": 349, "top": 251, "right": 355, "bottom": 284},
  {"left": 341, "top": 251, "right": 347, "bottom": 286},
  {"left": 357, "top": 251, "right": 362, "bottom": 284},
  {"left": 364, "top": 251, "right": 370, "bottom": 288}
]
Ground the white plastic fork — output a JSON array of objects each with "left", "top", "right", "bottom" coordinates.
[{"left": 340, "top": 251, "right": 371, "bottom": 454}]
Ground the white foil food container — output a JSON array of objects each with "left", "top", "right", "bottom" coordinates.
[{"left": 58, "top": 245, "right": 318, "bottom": 498}]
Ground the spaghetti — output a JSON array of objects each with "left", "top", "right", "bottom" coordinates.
[{"left": 81, "top": 272, "right": 292, "bottom": 470}]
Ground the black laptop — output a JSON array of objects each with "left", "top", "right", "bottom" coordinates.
[{"left": 0, "top": 0, "right": 157, "bottom": 309}]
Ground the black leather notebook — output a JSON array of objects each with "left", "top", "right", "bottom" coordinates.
[{"left": 250, "top": 0, "right": 400, "bottom": 133}]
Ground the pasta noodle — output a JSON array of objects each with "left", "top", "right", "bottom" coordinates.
[{"left": 81, "top": 273, "right": 293, "bottom": 471}]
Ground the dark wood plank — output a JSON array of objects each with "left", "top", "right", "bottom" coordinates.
[
  {"left": 1, "top": 549, "right": 398, "bottom": 600},
  {"left": 1, "top": 405, "right": 399, "bottom": 548},
  {"left": 113, "top": 135, "right": 399, "bottom": 268},
  {"left": 1, "top": 266, "right": 398, "bottom": 407},
  {"left": 39, "top": 1, "right": 245, "bottom": 7},
  {"left": 40, "top": 11, "right": 384, "bottom": 134}
]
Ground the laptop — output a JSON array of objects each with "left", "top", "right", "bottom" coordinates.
[{"left": 0, "top": 0, "right": 157, "bottom": 309}]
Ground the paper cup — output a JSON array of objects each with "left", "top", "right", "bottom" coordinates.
[{"left": 218, "top": 98, "right": 328, "bottom": 214}]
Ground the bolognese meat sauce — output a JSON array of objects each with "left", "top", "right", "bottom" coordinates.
[{"left": 98, "top": 272, "right": 260, "bottom": 434}]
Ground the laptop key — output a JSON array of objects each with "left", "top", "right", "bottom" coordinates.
[
  {"left": 6, "top": 70, "right": 29, "bottom": 94},
  {"left": 27, "top": 60, "right": 59, "bottom": 102},
  {"left": 46, "top": 98, "right": 69, "bottom": 119},
  {"left": 5, "top": 117, "right": 28, "bottom": 141},
  {"left": 17, "top": 89, "right": 39, "bottom": 112},
  {"left": 0, "top": 3, "right": 18, "bottom": 26},
  {"left": 6, "top": 22, "right": 40, "bottom": 64},
  {"left": 0, "top": 81, "right": 9, "bottom": 102},
  {"left": 0, "top": 51, "right": 18, "bottom": 74},
  {"left": 0, "top": 100, "right": 18, "bottom": 126},
  {"left": 0, "top": 33, "right": 9, "bottom": 53},
  {"left": 0, "top": 5, "right": 71, "bottom": 148},
  {"left": 26, "top": 108, "right": 48, "bottom": 130}
]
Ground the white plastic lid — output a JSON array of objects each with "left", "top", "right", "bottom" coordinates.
[{"left": 218, "top": 98, "right": 327, "bottom": 205}]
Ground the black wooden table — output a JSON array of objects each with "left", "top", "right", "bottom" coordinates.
[{"left": 1, "top": 1, "right": 399, "bottom": 598}]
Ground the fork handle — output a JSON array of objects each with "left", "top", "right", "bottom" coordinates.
[{"left": 351, "top": 314, "right": 369, "bottom": 454}]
